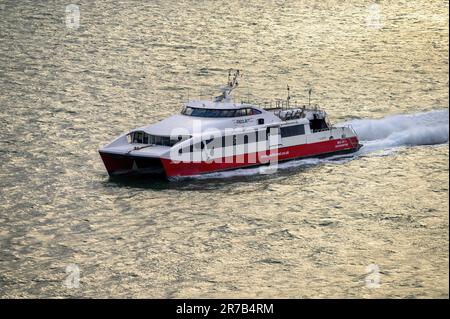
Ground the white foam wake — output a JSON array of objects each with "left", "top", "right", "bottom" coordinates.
[
  {"left": 186, "top": 109, "right": 448, "bottom": 180},
  {"left": 343, "top": 109, "right": 449, "bottom": 153}
]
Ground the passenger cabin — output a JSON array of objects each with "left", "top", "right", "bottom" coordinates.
[{"left": 125, "top": 100, "right": 331, "bottom": 159}]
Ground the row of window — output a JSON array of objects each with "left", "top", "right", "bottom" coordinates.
[
  {"left": 181, "top": 107, "right": 262, "bottom": 118},
  {"left": 129, "top": 125, "right": 306, "bottom": 150},
  {"left": 129, "top": 131, "right": 180, "bottom": 147},
  {"left": 178, "top": 125, "right": 305, "bottom": 154}
]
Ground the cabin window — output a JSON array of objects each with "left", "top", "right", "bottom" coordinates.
[
  {"left": 206, "top": 109, "right": 221, "bottom": 117},
  {"left": 181, "top": 106, "right": 263, "bottom": 118},
  {"left": 221, "top": 109, "right": 236, "bottom": 117},
  {"left": 235, "top": 109, "right": 247, "bottom": 117},
  {"left": 280, "top": 124, "right": 305, "bottom": 138},
  {"left": 130, "top": 131, "right": 181, "bottom": 146},
  {"left": 309, "top": 116, "right": 329, "bottom": 132},
  {"left": 162, "top": 136, "right": 171, "bottom": 145},
  {"left": 135, "top": 132, "right": 143, "bottom": 143},
  {"left": 236, "top": 108, "right": 259, "bottom": 116},
  {"left": 181, "top": 107, "right": 237, "bottom": 118}
]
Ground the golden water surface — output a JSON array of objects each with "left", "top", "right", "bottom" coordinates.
[{"left": 0, "top": 0, "right": 448, "bottom": 298}]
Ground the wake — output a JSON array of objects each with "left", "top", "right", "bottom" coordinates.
[
  {"left": 187, "top": 109, "right": 449, "bottom": 180},
  {"left": 345, "top": 109, "right": 449, "bottom": 153}
]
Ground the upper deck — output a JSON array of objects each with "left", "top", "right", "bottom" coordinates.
[{"left": 129, "top": 70, "right": 332, "bottom": 140}]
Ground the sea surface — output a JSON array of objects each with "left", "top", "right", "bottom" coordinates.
[{"left": 0, "top": 0, "right": 448, "bottom": 298}]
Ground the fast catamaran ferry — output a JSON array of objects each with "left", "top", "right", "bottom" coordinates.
[{"left": 99, "top": 70, "right": 361, "bottom": 178}]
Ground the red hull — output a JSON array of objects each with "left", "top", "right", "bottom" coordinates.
[
  {"left": 100, "top": 137, "right": 360, "bottom": 178},
  {"left": 161, "top": 137, "right": 360, "bottom": 177}
]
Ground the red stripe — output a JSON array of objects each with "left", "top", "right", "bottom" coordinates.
[{"left": 161, "top": 137, "right": 359, "bottom": 177}]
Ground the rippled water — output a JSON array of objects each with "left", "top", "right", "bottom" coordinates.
[{"left": 0, "top": 0, "right": 448, "bottom": 298}]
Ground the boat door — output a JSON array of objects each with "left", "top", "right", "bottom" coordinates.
[{"left": 266, "top": 125, "right": 281, "bottom": 149}]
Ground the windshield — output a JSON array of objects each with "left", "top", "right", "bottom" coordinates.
[
  {"left": 128, "top": 131, "right": 185, "bottom": 146},
  {"left": 181, "top": 107, "right": 261, "bottom": 118}
]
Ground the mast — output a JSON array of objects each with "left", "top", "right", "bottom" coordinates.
[{"left": 214, "top": 69, "right": 240, "bottom": 102}]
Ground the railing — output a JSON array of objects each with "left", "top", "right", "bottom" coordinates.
[
  {"left": 194, "top": 93, "right": 324, "bottom": 113},
  {"left": 312, "top": 127, "right": 333, "bottom": 133},
  {"left": 254, "top": 99, "right": 321, "bottom": 111},
  {"left": 312, "top": 126, "right": 350, "bottom": 134},
  {"left": 326, "top": 125, "right": 359, "bottom": 140},
  {"left": 347, "top": 124, "right": 357, "bottom": 136}
]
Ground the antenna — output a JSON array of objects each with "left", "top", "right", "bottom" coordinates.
[
  {"left": 287, "top": 84, "right": 291, "bottom": 108},
  {"left": 308, "top": 88, "right": 312, "bottom": 107}
]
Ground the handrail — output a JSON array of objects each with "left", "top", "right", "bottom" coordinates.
[
  {"left": 215, "top": 95, "right": 323, "bottom": 112},
  {"left": 311, "top": 127, "right": 332, "bottom": 133},
  {"left": 312, "top": 126, "right": 350, "bottom": 134}
]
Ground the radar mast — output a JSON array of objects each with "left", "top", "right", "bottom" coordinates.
[{"left": 214, "top": 69, "right": 241, "bottom": 102}]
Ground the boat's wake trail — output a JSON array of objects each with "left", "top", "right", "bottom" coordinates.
[
  {"left": 188, "top": 109, "right": 449, "bottom": 181},
  {"left": 346, "top": 109, "right": 449, "bottom": 153}
]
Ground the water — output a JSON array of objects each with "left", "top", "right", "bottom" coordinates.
[{"left": 0, "top": 0, "right": 448, "bottom": 298}]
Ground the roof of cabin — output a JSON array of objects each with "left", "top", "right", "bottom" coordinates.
[{"left": 185, "top": 100, "right": 258, "bottom": 110}]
